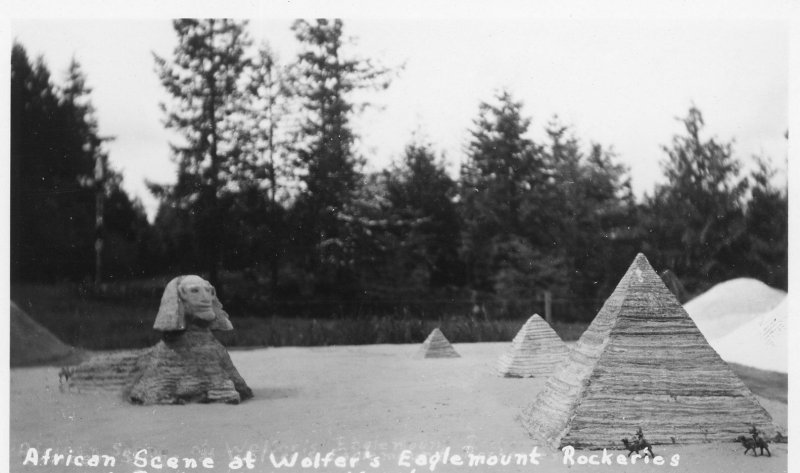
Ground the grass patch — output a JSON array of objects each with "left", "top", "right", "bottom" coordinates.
[{"left": 11, "top": 283, "right": 588, "bottom": 350}]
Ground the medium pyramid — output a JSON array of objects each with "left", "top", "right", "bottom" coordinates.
[
  {"left": 497, "top": 314, "right": 568, "bottom": 377},
  {"left": 415, "top": 328, "right": 460, "bottom": 358},
  {"left": 521, "top": 253, "right": 779, "bottom": 448}
]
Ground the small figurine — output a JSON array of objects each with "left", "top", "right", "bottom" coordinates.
[
  {"left": 736, "top": 434, "right": 771, "bottom": 457},
  {"left": 621, "top": 427, "right": 655, "bottom": 458},
  {"left": 126, "top": 275, "right": 253, "bottom": 405},
  {"left": 749, "top": 424, "right": 761, "bottom": 441}
]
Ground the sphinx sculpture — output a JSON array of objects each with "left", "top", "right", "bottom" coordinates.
[
  {"left": 126, "top": 275, "right": 254, "bottom": 404},
  {"left": 65, "top": 276, "right": 253, "bottom": 404}
]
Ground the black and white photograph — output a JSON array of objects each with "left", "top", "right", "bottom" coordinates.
[{"left": 6, "top": 3, "right": 794, "bottom": 472}]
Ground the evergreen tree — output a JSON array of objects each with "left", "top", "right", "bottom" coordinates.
[
  {"left": 11, "top": 44, "right": 97, "bottom": 281},
  {"left": 102, "top": 178, "right": 159, "bottom": 279},
  {"left": 643, "top": 107, "right": 749, "bottom": 293},
  {"left": 289, "top": 19, "right": 393, "bottom": 287},
  {"left": 543, "top": 118, "right": 636, "bottom": 312},
  {"left": 152, "top": 19, "right": 253, "bottom": 287},
  {"left": 61, "top": 59, "right": 117, "bottom": 284},
  {"left": 12, "top": 43, "right": 156, "bottom": 282},
  {"left": 459, "top": 90, "right": 549, "bottom": 295},
  {"left": 741, "top": 157, "right": 787, "bottom": 289},
  {"left": 235, "top": 42, "right": 293, "bottom": 290},
  {"left": 385, "top": 140, "right": 462, "bottom": 289}
]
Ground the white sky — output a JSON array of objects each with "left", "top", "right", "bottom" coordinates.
[{"left": 7, "top": 7, "right": 790, "bottom": 220}]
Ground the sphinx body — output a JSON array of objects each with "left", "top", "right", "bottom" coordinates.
[{"left": 127, "top": 325, "right": 253, "bottom": 404}]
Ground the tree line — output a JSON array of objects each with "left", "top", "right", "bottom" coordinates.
[{"left": 10, "top": 19, "right": 788, "bottom": 321}]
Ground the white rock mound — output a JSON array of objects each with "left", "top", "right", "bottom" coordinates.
[
  {"left": 710, "top": 298, "right": 787, "bottom": 373},
  {"left": 684, "top": 278, "right": 786, "bottom": 340}
]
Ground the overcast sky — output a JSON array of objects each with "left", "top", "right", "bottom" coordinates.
[{"left": 10, "top": 10, "right": 789, "bottom": 220}]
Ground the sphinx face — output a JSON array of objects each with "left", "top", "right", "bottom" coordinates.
[{"left": 178, "top": 275, "right": 217, "bottom": 321}]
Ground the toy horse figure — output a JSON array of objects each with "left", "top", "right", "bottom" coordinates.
[
  {"left": 621, "top": 427, "right": 655, "bottom": 458},
  {"left": 126, "top": 276, "right": 253, "bottom": 405},
  {"left": 736, "top": 435, "right": 771, "bottom": 456},
  {"left": 736, "top": 426, "right": 771, "bottom": 457}
]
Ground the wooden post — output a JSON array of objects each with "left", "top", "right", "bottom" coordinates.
[{"left": 544, "top": 290, "right": 552, "bottom": 324}]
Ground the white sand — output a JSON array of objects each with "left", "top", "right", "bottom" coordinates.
[
  {"left": 684, "top": 278, "right": 786, "bottom": 340},
  {"left": 10, "top": 343, "right": 787, "bottom": 473},
  {"left": 710, "top": 298, "right": 788, "bottom": 373}
]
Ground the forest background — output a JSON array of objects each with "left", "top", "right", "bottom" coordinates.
[{"left": 9, "top": 19, "right": 788, "bottom": 349}]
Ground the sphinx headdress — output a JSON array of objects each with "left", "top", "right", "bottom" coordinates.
[{"left": 153, "top": 275, "right": 233, "bottom": 331}]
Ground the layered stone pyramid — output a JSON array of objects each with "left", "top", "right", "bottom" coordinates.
[
  {"left": 497, "top": 314, "right": 568, "bottom": 377},
  {"left": 415, "top": 328, "right": 460, "bottom": 358},
  {"left": 521, "top": 253, "right": 779, "bottom": 448}
]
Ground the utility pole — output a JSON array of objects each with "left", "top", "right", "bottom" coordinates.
[
  {"left": 94, "top": 147, "right": 105, "bottom": 288},
  {"left": 91, "top": 136, "right": 113, "bottom": 288}
]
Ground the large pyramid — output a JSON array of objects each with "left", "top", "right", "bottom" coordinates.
[
  {"left": 521, "top": 253, "right": 779, "bottom": 448},
  {"left": 497, "top": 314, "right": 568, "bottom": 377},
  {"left": 415, "top": 328, "right": 460, "bottom": 358}
]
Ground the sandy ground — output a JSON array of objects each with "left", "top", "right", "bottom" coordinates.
[{"left": 10, "top": 343, "right": 788, "bottom": 473}]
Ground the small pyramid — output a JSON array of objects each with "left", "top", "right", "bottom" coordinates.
[
  {"left": 415, "top": 328, "right": 460, "bottom": 358},
  {"left": 497, "top": 314, "right": 568, "bottom": 377},
  {"left": 521, "top": 253, "right": 780, "bottom": 448}
]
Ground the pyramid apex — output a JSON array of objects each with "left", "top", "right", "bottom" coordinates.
[{"left": 626, "top": 252, "right": 659, "bottom": 275}]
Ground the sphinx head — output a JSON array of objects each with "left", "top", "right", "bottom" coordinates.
[
  {"left": 153, "top": 275, "right": 234, "bottom": 332},
  {"left": 178, "top": 275, "right": 216, "bottom": 322}
]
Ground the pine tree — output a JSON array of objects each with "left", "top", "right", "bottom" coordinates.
[
  {"left": 385, "top": 139, "right": 461, "bottom": 289},
  {"left": 543, "top": 118, "right": 636, "bottom": 312},
  {"left": 289, "top": 19, "right": 393, "bottom": 285},
  {"left": 11, "top": 43, "right": 101, "bottom": 281},
  {"left": 643, "top": 106, "right": 749, "bottom": 292},
  {"left": 459, "top": 90, "right": 547, "bottom": 294},
  {"left": 236, "top": 43, "right": 292, "bottom": 290},
  {"left": 61, "top": 59, "right": 116, "bottom": 284},
  {"left": 153, "top": 19, "right": 253, "bottom": 287},
  {"left": 742, "top": 157, "right": 787, "bottom": 289}
]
